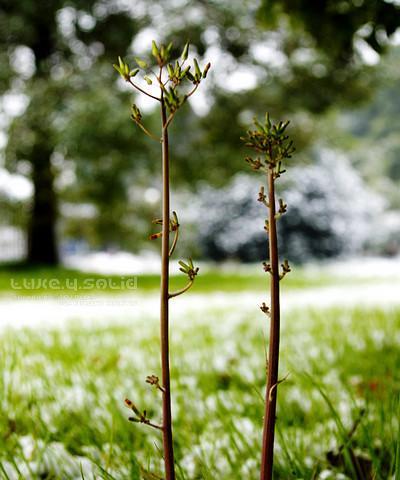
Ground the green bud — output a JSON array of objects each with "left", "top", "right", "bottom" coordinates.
[
  {"left": 167, "top": 64, "right": 174, "bottom": 79},
  {"left": 193, "top": 58, "right": 201, "bottom": 78},
  {"left": 113, "top": 57, "right": 131, "bottom": 81},
  {"left": 178, "top": 260, "right": 189, "bottom": 271},
  {"left": 202, "top": 62, "right": 211, "bottom": 78},
  {"left": 135, "top": 57, "right": 148, "bottom": 69},
  {"left": 151, "top": 40, "right": 159, "bottom": 58},
  {"left": 181, "top": 42, "right": 189, "bottom": 61},
  {"left": 144, "top": 75, "right": 153, "bottom": 85},
  {"left": 175, "top": 60, "right": 180, "bottom": 76},
  {"left": 129, "top": 68, "right": 140, "bottom": 77},
  {"left": 265, "top": 112, "right": 271, "bottom": 130},
  {"left": 113, "top": 63, "right": 122, "bottom": 75},
  {"left": 280, "top": 120, "right": 290, "bottom": 134},
  {"left": 131, "top": 104, "right": 142, "bottom": 122},
  {"left": 160, "top": 44, "right": 166, "bottom": 61},
  {"left": 186, "top": 71, "right": 195, "bottom": 82},
  {"left": 181, "top": 65, "right": 191, "bottom": 78}
]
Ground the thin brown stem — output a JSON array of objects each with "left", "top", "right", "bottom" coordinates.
[
  {"left": 185, "top": 83, "right": 199, "bottom": 100},
  {"left": 128, "top": 78, "right": 161, "bottom": 102},
  {"left": 160, "top": 87, "right": 176, "bottom": 480},
  {"left": 169, "top": 228, "right": 179, "bottom": 257},
  {"left": 145, "top": 420, "right": 164, "bottom": 431},
  {"left": 164, "top": 112, "right": 176, "bottom": 130},
  {"left": 260, "top": 166, "right": 281, "bottom": 480},
  {"left": 152, "top": 69, "right": 169, "bottom": 92},
  {"left": 168, "top": 279, "right": 194, "bottom": 299},
  {"left": 137, "top": 122, "right": 161, "bottom": 142}
]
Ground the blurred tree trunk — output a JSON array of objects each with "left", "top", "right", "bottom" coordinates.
[
  {"left": 26, "top": 14, "right": 59, "bottom": 266},
  {"left": 27, "top": 133, "right": 58, "bottom": 265}
]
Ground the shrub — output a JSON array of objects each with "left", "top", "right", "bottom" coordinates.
[{"left": 196, "top": 149, "right": 382, "bottom": 263}]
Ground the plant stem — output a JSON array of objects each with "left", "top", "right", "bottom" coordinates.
[
  {"left": 128, "top": 78, "right": 161, "bottom": 102},
  {"left": 260, "top": 166, "right": 281, "bottom": 480},
  {"left": 169, "top": 228, "right": 179, "bottom": 257},
  {"left": 169, "top": 279, "right": 194, "bottom": 299},
  {"left": 160, "top": 92, "right": 176, "bottom": 480}
]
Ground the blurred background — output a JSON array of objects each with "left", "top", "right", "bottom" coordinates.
[{"left": 1, "top": 0, "right": 399, "bottom": 269}]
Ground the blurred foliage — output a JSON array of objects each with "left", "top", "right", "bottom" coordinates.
[
  {"left": 339, "top": 48, "right": 400, "bottom": 207},
  {"left": 260, "top": 0, "right": 400, "bottom": 59},
  {"left": 1, "top": 0, "right": 146, "bottom": 258},
  {"left": 308, "top": 46, "right": 400, "bottom": 210},
  {"left": 196, "top": 154, "right": 381, "bottom": 263},
  {"left": 256, "top": 0, "right": 400, "bottom": 113},
  {"left": 1, "top": 0, "right": 400, "bottom": 255}
]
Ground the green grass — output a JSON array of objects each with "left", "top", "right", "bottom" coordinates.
[
  {"left": 0, "top": 262, "right": 388, "bottom": 296},
  {"left": 0, "top": 302, "right": 399, "bottom": 479}
]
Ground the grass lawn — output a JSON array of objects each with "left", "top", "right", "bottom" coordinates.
[
  {"left": 0, "top": 262, "right": 389, "bottom": 296},
  {"left": 0, "top": 294, "right": 399, "bottom": 478}
]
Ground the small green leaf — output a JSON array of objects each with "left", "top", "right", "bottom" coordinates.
[
  {"left": 144, "top": 76, "right": 153, "bottom": 85},
  {"left": 129, "top": 68, "right": 140, "bottom": 77}
]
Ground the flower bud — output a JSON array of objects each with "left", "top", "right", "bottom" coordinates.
[
  {"left": 151, "top": 40, "right": 159, "bottom": 58},
  {"left": 193, "top": 58, "right": 201, "bottom": 80},
  {"left": 202, "top": 62, "right": 211, "bottom": 78},
  {"left": 181, "top": 42, "right": 189, "bottom": 61},
  {"left": 135, "top": 57, "right": 148, "bottom": 69}
]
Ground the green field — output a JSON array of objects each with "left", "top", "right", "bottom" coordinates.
[
  {"left": 0, "top": 263, "right": 388, "bottom": 297},
  {"left": 0, "top": 265, "right": 399, "bottom": 479}
]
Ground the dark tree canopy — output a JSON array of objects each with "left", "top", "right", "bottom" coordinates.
[
  {"left": 257, "top": 0, "right": 400, "bottom": 112},
  {"left": 260, "top": 0, "right": 400, "bottom": 62}
]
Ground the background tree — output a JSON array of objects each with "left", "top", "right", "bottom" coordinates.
[{"left": 1, "top": 0, "right": 140, "bottom": 264}]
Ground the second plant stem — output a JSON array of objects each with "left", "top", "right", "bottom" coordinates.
[
  {"left": 160, "top": 94, "right": 176, "bottom": 480},
  {"left": 260, "top": 166, "right": 281, "bottom": 480}
]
